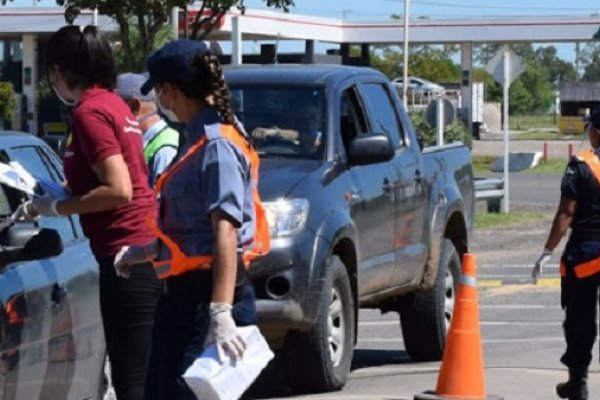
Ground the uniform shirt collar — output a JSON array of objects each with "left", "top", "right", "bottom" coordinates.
[
  {"left": 143, "top": 119, "right": 168, "bottom": 148},
  {"left": 185, "top": 106, "right": 222, "bottom": 143}
]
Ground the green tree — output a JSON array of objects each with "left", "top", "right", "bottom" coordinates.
[
  {"left": 112, "top": 22, "right": 174, "bottom": 72},
  {"left": 519, "top": 62, "right": 554, "bottom": 112},
  {"left": 474, "top": 43, "right": 535, "bottom": 66},
  {"left": 508, "top": 79, "right": 533, "bottom": 128},
  {"left": 534, "top": 45, "right": 577, "bottom": 84},
  {"left": 0, "top": 82, "right": 16, "bottom": 125},
  {"left": 580, "top": 43, "right": 600, "bottom": 81},
  {"left": 409, "top": 46, "right": 460, "bottom": 82},
  {"left": 1, "top": 0, "right": 294, "bottom": 71},
  {"left": 472, "top": 68, "right": 502, "bottom": 102},
  {"left": 369, "top": 45, "right": 460, "bottom": 83}
]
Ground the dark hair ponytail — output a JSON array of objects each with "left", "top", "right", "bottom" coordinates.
[{"left": 46, "top": 25, "right": 117, "bottom": 90}]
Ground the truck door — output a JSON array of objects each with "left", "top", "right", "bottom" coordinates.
[
  {"left": 358, "top": 82, "right": 428, "bottom": 286},
  {"left": 340, "top": 86, "right": 397, "bottom": 296}
]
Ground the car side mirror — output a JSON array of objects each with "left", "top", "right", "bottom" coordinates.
[
  {"left": 0, "top": 225, "right": 63, "bottom": 264},
  {"left": 348, "top": 134, "right": 394, "bottom": 166}
]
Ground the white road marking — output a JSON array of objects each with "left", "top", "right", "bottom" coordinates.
[
  {"left": 358, "top": 337, "right": 564, "bottom": 344},
  {"left": 359, "top": 320, "right": 559, "bottom": 326}
]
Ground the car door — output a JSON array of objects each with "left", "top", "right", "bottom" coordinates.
[
  {"left": 357, "top": 82, "right": 428, "bottom": 287},
  {"left": 339, "top": 85, "right": 397, "bottom": 296},
  {"left": 0, "top": 161, "right": 63, "bottom": 400},
  {"left": 4, "top": 144, "right": 103, "bottom": 400}
]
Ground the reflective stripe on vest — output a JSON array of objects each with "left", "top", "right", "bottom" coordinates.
[
  {"left": 143, "top": 126, "right": 179, "bottom": 163},
  {"left": 560, "top": 150, "right": 600, "bottom": 279},
  {"left": 147, "top": 124, "right": 270, "bottom": 279}
]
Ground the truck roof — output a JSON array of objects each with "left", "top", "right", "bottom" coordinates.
[{"left": 224, "top": 64, "right": 386, "bottom": 87}]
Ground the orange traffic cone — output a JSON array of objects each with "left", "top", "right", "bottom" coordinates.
[{"left": 414, "top": 253, "right": 503, "bottom": 400}]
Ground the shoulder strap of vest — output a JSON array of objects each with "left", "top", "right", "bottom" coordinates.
[
  {"left": 144, "top": 126, "right": 179, "bottom": 163},
  {"left": 576, "top": 149, "right": 600, "bottom": 186}
]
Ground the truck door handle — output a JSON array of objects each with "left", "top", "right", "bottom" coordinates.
[
  {"left": 415, "top": 169, "right": 422, "bottom": 183},
  {"left": 51, "top": 283, "right": 67, "bottom": 305},
  {"left": 382, "top": 180, "right": 392, "bottom": 194}
]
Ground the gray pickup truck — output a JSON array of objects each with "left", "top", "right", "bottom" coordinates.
[{"left": 226, "top": 65, "right": 474, "bottom": 394}]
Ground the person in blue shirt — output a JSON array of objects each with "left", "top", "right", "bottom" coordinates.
[
  {"left": 113, "top": 40, "right": 269, "bottom": 400},
  {"left": 116, "top": 73, "right": 179, "bottom": 187}
]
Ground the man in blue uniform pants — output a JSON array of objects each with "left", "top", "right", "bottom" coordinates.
[{"left": 533, "top": 107, "right": 600, "bottom": 400}]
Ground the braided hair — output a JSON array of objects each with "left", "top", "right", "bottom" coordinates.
[{"left": 171, "top": 52, "right": 238, "bottom": 130}]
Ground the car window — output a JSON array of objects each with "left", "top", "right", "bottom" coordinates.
[
  {"left": 340, "top": 86, "right": 369, "bottom": 155},
  {"left": 6, "top": 146, "right": 77, "bottom": 243},
  {"left": 0, "top": 185, "right": 12, "bottom": 217},
  {"left": 230, "top": 85, "right": 326, "bottom": 160},
  {"left": 358, "top": 83, "right": 405, "bottom": 148}
]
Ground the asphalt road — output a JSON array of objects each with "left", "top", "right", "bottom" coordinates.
[{"left": 249, "top": 172, "right": 599, "bottom": 400}]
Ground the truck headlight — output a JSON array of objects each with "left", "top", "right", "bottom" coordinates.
[{"left": 263, "top": 198, "right": 309, "bottom": 238}]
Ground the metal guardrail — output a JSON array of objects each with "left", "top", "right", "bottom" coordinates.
[{"left": 474, "top": 177, "right": 504, "bottom": 213}]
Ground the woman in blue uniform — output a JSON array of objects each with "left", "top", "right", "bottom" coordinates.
[{"left": 114, "top": 40, "right": 269, "bottom": 399}]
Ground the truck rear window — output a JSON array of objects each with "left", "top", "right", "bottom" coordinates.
[{"left": 230, "top": 86, "right": 326, "bottom": 160}]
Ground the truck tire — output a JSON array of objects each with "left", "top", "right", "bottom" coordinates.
[
  {"left": 400, "top": 239, "right": 460, "bottom": 361},
  {"left": 284, "top": 256, "right": 355, "bottom": 393}
]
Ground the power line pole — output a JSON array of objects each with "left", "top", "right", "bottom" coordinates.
[{"left": 402, "top": 0, "right": 410, "bottom": 109}]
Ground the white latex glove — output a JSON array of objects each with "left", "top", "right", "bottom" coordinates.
[
  {"left": 532, "top": 248, "right": 552, "bottom": 284},
  {"left": 114, "top": 242, "right": 157, "bottom": 278},
  {"left": 206, "top": 303, "right": 246, "bottom": 362},
  {"left": 31, "top": 193, "right": 61, "bottom": 217}
]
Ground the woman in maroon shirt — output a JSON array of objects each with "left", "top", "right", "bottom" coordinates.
[{"left": 26, "top": 25, "right": 161, "bottom": 400}]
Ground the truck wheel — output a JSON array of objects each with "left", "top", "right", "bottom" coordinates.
[
  {"left": 284, "top": 256, "right": 355, "bottom": 393},
  {"left": 400, "top": 239, "right": 460, "bottom": 361}
]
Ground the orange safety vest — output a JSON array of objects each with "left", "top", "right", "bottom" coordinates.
[
  {"left": 559, "top": 149, "right": 600, "bottom": 278},
  {"left": 146, "top": 124, "right": 270, "bottom": 279}
]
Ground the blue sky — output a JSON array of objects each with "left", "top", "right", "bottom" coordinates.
[
  {"left": 4, "top": 0, "right": 600, "bottom": 62},
  {"left": 243, "top": 0, "right": 600, "bottom": 20}
]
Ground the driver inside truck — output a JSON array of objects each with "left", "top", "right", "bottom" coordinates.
[{"left": 251, "top": 98, "right": 322, "bottom": 156}]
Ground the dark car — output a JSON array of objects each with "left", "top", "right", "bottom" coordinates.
[
  {"left": 225, "top": 65, "right": 474, "bottom": 393},
  {"left": 0, "top": 131, "right": 104, "bottom": 399}
]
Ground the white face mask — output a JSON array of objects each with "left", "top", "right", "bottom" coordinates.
[
  {"left": 157, "top": 89, "right": 179, "bottom": 123},
  {"left": 138, "top": 111, "right": 158, "bottom": 124},
  {"left": 51, "top": 84, "right": 76, "bottom": 107},
  {"left": 49, "top": 69, "right": 76, "bottom": 107}
]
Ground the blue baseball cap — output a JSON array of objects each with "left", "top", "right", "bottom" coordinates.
[
  {"left": 141, "top": 40, "right": 209, "bottom": 95},
  {"left": 116, "top": 73, "right": 155, "bottom": 101}
]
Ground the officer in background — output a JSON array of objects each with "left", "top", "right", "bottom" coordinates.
[
  {"left": 532, "top": 107, "right": 600, "bottom": 400},
  {"left": 116, "top": 73, "right": 179, "bottom": 187}
]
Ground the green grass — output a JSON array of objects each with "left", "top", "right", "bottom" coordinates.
[
  {"left": 475, "top": 211, "right": 551, "bottom": 229},
  {"left": 472, "top": 155, "right": 496, "bottom": 174},
  {"left": 472, "top": 155, "right": 568, "bottom": 175},
  {"left": 513, "top": 131, "right": 560, "bottom": 140},
  {"left": 528, "top": 158, "right": 568, "bottom": 174},
  {"left": 509, "top": 114, "right": 556, "bottom": 130}
]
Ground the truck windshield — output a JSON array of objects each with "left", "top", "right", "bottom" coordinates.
[{"left": 230, "top": 86, "right": 326, "bottom": 160}]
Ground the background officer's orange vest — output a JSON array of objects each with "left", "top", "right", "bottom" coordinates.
[{"left": 147, "top": 124, "right": 270, "bottom": 279}]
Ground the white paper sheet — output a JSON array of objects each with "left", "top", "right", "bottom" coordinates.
[{"left": 182, "top": 325, "right": 274, "bottom": 400}]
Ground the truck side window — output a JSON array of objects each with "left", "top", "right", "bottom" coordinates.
[
  {"left": 340, "top": 87, "right": 368, "bottom": 155},
  {"left": 359, "top": 83, "right": 404, "bottom": 148}
]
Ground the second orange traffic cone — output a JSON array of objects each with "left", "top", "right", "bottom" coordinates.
[{"left": 414, "top": 253, "right": 503, "bottom": 400}]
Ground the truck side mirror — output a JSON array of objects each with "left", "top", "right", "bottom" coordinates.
[{"left": 348, "top": 134, "right": 394, "bottom": 166}]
